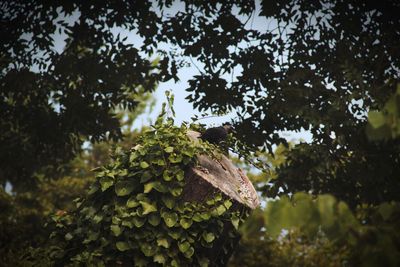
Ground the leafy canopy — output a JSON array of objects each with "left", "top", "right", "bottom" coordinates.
[
  {"left": 1, "top": 1, "right": 166, "bottom": 191},
  {"left": 3, "top": 0, "right": 399, "bottom": 204}
]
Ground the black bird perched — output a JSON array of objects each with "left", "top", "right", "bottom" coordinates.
[{"left": 200, "top": 123, "right": 235, "bottom": 145}]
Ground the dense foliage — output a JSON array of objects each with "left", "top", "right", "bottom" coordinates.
[
  {"left": 0, "top": 1, "right": 164, "bottom": 191},
  {"left": 46, "top": 106, "right": 246, "bottom": 266},
  {"left": 229, "top": 88, "right": 400, "bottom": 267},
  {"left": 0, "top": 96, "right": 152, "bottom": 265},
  {"left": 0, "top": 155, "right": 93, "bottom": 265}
]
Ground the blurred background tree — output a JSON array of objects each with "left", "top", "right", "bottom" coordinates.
[
  {"left": 0, "top": 92, "right": 154, "bottom": 265},
  {"left": 229, "top": 87, "right": 400, "bottom": 267},
  {"left": 0, "top": 2, "right": 164, "bottom": 192}
]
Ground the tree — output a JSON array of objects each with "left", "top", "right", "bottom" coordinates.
[
  {"left": 0, "top": 1, "right": 166, "bottom": 191},
  {"left": 228, "top": 87, "right": 400, "bottom": 267},
  {"left": 155, "top": 0, "right": 400, "bottom": 207},
  {"left": 0, "top": 93, "right": 154, "bottom": 265}
]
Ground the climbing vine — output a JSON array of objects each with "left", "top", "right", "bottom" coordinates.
[{"left": 45, "top": 94, "right": 248, "bottom": 266}]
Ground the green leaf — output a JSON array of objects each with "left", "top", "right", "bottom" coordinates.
[
  {"left": 154, "top": 254, "right": 166, "bottom": 264},
  {"left": 148, "top": 213, "right": 161, "bottom": 226},
  {"left": 156, "top": 159, "right": 166, "bottom": 166},
  {"left": 182, "top": 148, "right": 194, "bottom": 157},
  {"left": 169, "top": 186, "right": 183, "bottom": 197},
  {"left": 136, "top": 193, "right": 146, "bottom": 201},
  {"left": 214, "top": 194, "right": 222, "bottom": 201},
  {"left": 193, "top": 213, "right": 203, "bottom": 222},
  {"left": 110, "top": 225, "right": 122, "bottom": 237},
  {"left": 224, "top": 200, "right": 233, "bottom": 209},
  {"left": 140, "top": 201, "right": 157, "bottom": 215},
  {"left": 161, "top": 194, "right": 175, "bottom": 209},
  {"left": 178, "top": 241, "right": 191, "bottom": 253},
  {"left": 93, "top": 214, "right": 103, "bottom": 224},
  {"left": 176, "top": 170, "right": 185, "bottom": 181},
  {"left": 202, "top": 232, "right": 215, "bottom": 243},
  {"left": 140, "top": 171, "right": 152, "bottom": 183},
  {"left": 179, "top": 218, "right": 193, "bottom": 229},
  {"left": 164, "top": 146, "right": 174, "bottom": 153},
  {"left": 140, "top": 161, "right": 150, "bottom": 169},
  {"left": 112, "top": 216, "right": 121, "bottom": 225},
  {"left": 132, "top": 216, "right": 146, "bottom": 227},
  {"left": 129, "top": 152, "right": 138, "bottom": 162},
  {"left": 169, "top": 154, "right": 183, "bottom": 163},
  {"left": 168, "top": 228, "right": 182, "bottom": 240},
  {"left": 157, "top": 237, "right": 170, "bottom": 248},
  {"left": 122, "top": 219, "right": 134, "bottom": 228},
  {"left": 84, "top": 231, "right": 99, "bottom": 243},
  {"left": 162, "top": 212, "right": 178, "bottom": 227},
  {"left": 153, "top": 181, "right": 168, "bottom": 193},
  {"left": 126, "top": 196, "right": 140, "bottom": 208},
  {"left": 231, "top": 217, "right": 240, "bottom": 230},
  {"left": 163, "top": 171, "right": 173, "bottom": 181},
  {"left": 80, "top": 206, "right": 96, "bottom": 217},
  {"left": 212, "top": 205, "right": 227, "bottom": 216},
  {"left": 206, "top": 198, "right": 215, "bottom": 205},
  {"left": 115, "top": 181, "right": 135, "bottom": 196},
  {"left": 118, "top": 169, "right": 128, "bottom": 177},
  {"left": 140, "top": 243, "right": 155, "bottom": 257},
  {"left": 200, "top": 212, "right": 211, "bottom": 220},
  {"left": 144, "top": 182, "right": 155, "bottom": 193},
  {"left": 99, "top": 176, "right": 114, "bottom": 191},
  {"left": 106, "top": 171, "right": 115, "bottom": 178},
  {"left": 116, "top": 241, "right": 130, "bottom": 252},
  {"left": 184, "top": 247, "right": 194, "bottom": 258}
]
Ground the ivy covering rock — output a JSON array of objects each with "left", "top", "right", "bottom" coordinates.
[{"left": 45, "top": 97, "right": 259, "bottom": 266}]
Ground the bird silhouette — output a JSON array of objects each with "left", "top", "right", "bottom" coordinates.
[{"left": 200, "top": 123, "right": 235, "bottom": 145}]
